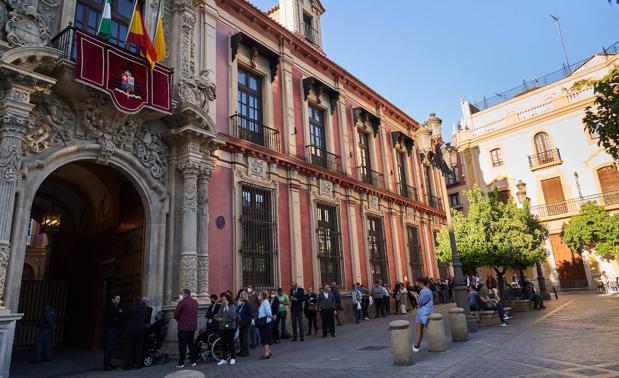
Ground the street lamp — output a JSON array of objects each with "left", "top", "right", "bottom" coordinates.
[
  {"left": 515, "top": 180, "right": 551, "bottom": 300},
  {"left": 416, "top": 113, "right": 477, "bottom": 332}
]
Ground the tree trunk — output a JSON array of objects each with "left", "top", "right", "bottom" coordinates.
[{"left": 494, "top": 267, "right": 506, "bottom": 297}]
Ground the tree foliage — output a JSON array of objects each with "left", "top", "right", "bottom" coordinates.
[
  {"left": 562, "top": 202, "right": 619, "bottom": 257},
  {"left": 576, "top": 66, "right": 619, "bottom": 159},
  {"left": 436, "top": 186, "right": 548, "bottom": 276}
]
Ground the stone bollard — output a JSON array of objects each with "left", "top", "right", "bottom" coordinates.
[
  {"left": 164, "top": 370, "right": 205, "bottom": 378},
  {"left": 388, "top": 320, "right": 414, "bottom": 366},
  {"left": 448, "top": 308, "right": 469, "bottom": 342},
  {"left": 426, "top": 313, "right": 447, "bottom": 352}
]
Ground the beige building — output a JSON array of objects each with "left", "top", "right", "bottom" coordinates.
[{"left": 452, "top": 42, "right": 619, "bottom": 290}]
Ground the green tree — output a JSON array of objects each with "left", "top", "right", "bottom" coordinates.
[
  {"left": 436, "top": 186, "right": 548, "bottom": 292},
  {"left": 576, "top": 66, "right": 619, "bottom": 159},
  {"left": 562, "top": 202, "right": 619, "bottom": 258}
]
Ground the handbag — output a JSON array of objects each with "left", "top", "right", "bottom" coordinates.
[{"left": 356, "top": 302, "right": 361, "bottom": 310}]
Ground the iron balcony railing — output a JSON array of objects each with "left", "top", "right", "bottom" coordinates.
[
  {"left": 471, "top": 39, "right": 619, "bottom": 111},
  {"left": 427, "top": 194, "right": 443, "bottom": 210},
  {"left": 51, "top": 25, "right": 76, "bottom": 61},
  {"left": 303, "top": 23, "right": 320, "bottom": 46},
  {"left": 530, "top": 190, "right": 619, "bottom": 218},
  {"left": 305, "top": 145, "right": 342, "bottom": 174},
  {"left": 231, "top": 114, "right": 280, "bottom": 152},
  {"left": 357, "top": 166, "right": 384, "bottom": 187},
  {"left": 528, "top": 148, "right": 561, "bottom": 169},
  {"left": 399, "top": 182, "right": 419, "bottom": 201}
]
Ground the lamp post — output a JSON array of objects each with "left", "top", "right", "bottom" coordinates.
[
  {"left": 416, "top": 113, "right": 477, "bottom": 332},
  {"left": 516, "top": 180, "right": 551, "bottom": 300}
]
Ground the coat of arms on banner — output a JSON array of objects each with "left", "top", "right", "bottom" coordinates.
[{"left": 115, "top": 67, "right": 142, "bottom": 99}]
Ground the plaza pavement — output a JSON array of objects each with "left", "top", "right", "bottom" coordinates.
[{"left": 12, "top": 291, "right": 619, "bottom": 378}]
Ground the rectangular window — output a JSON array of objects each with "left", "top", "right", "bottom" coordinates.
[
  {"left": 490, "top": 148, "right": 503, "bottom": 167},
  {"left": 397, "top": 151, "right": 407, "bottom": 188},
  {"left": 359, "top": 131, "right": 372, "bottom": 183},
  {"left": 237, "top": 68, "right": 264, "bottom": 145},
  {"left": 425, "top": 165, "right": 433, "bottom": 196},
  {"left": 367, "top": 216, "right": 389, "bottom": 285},
  {"left": 449, "top": 193, "right": 461, "bottom": 208},
  {"left": 240, "top": 183, "right": 276, "bottom": 288},
  {"left": 74, "top": 0, "right": 133, "bottom": 48},
  {"left": 316, "top": 203, "right": 342, "bottom": 286},
  {"left": 308, "top": 105, "right": 327, "bottom": 168},
  {"left": 446, "top": 166, "right": 459, "bottom": 185},
  {"left": 406, "top": 225, "right": 423, "bottom": 281}
]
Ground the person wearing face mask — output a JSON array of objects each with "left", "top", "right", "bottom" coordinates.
[
  {"left": 237, "top": 292, "right": 253, "bottom": 357},
  {"left": 216, "top": 294, "right": 238, "bottom": 365},
  {"left": 245, "top": 284, "right": 260, "bottom": 348},
  {"left": 257, "top": 290, "right": 273, "bottom": 359},
  {"left": 174, "top": 289, "right": 198, "bottom": 368},
  {"left": 268, "top": 290, "right": 280, "bottom": 343},
  {"left": 317, "top": 284, "right": 336, "bottom": 337},
  {"left": 204, "top": 294, "right": 220, "bottom": 333}
]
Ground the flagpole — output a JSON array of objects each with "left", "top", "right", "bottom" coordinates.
[
  {"left": 125, "top": 0, "right": 139, "bottom": 47},
  {"left": 152, "top": 0, "right": 163, "bottom": 42}
]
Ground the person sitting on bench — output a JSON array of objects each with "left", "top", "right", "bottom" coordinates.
[{"left": 478, "top": 284, "right": 510, "bottom": 327}]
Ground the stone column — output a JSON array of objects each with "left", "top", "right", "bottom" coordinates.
[
  {"left": 178, "top": 164, "right": 199, "bottom": 294},
  {"left": 196, "top": 168, "right": 211, "bottom": 300},
  {"left": 389, "top": 211, "right": 403, "bottom": 282}
]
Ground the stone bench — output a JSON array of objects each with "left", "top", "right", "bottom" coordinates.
[
  {"left": 472, "top": 307, "right": 512, "bottom": 327},
  {"left": 508, "top": 299, "right": 533, "bottom": 313}
]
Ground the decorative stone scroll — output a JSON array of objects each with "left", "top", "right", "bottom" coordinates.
[{"left": 178, "top": 254, "right": 198, "bottom": 293}]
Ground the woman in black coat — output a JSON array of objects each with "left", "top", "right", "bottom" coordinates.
[{"left": 268, "top": 290, "right": 281, "bottom": 343}]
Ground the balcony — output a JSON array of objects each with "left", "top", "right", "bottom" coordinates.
[
  {"left": 530, "top": 190, "right": 619, "bottom": 219},
  {"left": 305, "top": 145, "right": 342, "bottom": 174},
  {"left": 357, "top": 166, "right": 384, "bottom": 187},
  {"left": 303, "top": 23, "right": 320, "bottom": 46},
  {"left": 399, "top": 182, "right": 418, "bottom": 201},
  {"left": 231, "top": 114, "right": 280, "bottom": 152},
  {"left": 528, "top": 148, "right": 562, "bottom": 170},
  {"left": 427, "top": 194, "right": 443, "bottom": 210}
]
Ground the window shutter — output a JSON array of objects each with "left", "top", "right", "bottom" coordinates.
[
  {"left": 541, "top": 177, "right": 565, "bottom": 203},
  {"left": 598, "top": 166, "right": 619, "bottom": 193}
]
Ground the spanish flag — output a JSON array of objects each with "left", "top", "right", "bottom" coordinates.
[
  {"left": 126, "top": 0, "right": 157, "bottom": 69},
  {"left": 153, "top": 0, "right": 167, "bottom": 63}
]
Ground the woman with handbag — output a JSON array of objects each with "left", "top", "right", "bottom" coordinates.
[
  {"left": 412, "top": 277, "right": 433, "bottom": 352},
  {"left": 216, "top": 294, "right": 238, "bottom": 365},
  {"left": 257, "top": 290, "right": 273, "bottom": 360},
  {"left": 304, "top": 287, "right": 319, "bottom": 336}
]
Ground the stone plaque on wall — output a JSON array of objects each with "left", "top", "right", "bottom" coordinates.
[
  {"left": 248, "top": 156, "right": 267, "bottom": 180},
  {"left": 368, "top": 194, "right": 379, "bottom": 212},
  {"left": 319, "top": 179, "right": 333, "bottom": 198}
]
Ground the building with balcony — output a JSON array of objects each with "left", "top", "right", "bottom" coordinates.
[
  {"left": 0, "top": 0, "right": 447, "bottom": 373},
  {"left": 453, "top": 42, "right": 619, "bottom": 290}
]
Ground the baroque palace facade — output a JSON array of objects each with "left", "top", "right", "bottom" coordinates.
[
  {"left": 450, "top": 44, "right": 619, "bottom": 291},
  {"left": 0, "top": 0, "right": 447, "bottom": 372}
]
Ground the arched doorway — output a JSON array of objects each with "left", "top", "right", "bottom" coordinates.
[{"left": 14, "top": 161, "right": 145, "bottom": 353}]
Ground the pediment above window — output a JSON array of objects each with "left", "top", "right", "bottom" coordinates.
[
  {"left": 231, "top": 32, "right": 280, "bottom": 82},
  {"left": 302, "top": 76, "right": 339, "bottom": 112},
  {"left": 390, "top": 131, "right": 414, "bottom": 156},
  {"left": 353, "top": 107, "right": 380, "bottom": 136}
]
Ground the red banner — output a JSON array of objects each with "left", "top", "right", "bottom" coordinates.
[{"left": 75, "top": 29, "right": 172, "bottom": 114}]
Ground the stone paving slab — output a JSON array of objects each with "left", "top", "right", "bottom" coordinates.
[{"left": 11, "top": 292, "right": 619, "bottom": 378}]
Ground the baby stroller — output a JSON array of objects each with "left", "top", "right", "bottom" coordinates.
[{"left": 143, "top": 318, "right": 169, "bottom": 367}]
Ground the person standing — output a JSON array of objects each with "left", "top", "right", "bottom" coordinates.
[
  {"left": 317, "top": 284, "right": 336, "bottom": 337},
  {"left": 174, "top": 289, "right": 198, "bottom": 368},
  {"left": 372, "top": 280, "right": 385, "bottom": 318},
  {"left": 304, "top": 287, "right": 318, "bottom": 335},
  {"left": 361, "top": 284, "right": 370, "bottom": 320},
  {"left": 329, "top": 282, "right": 342, "bottom": 326},
  {"left": 216, "top": 294, "right": 238, "bottom": 365},
  {"left": 413, "top": 278, "right": 433, "bottom": 352},
  {"left": 237, "top": 292, "right": 253, "bottom": 357},
  {"left": 276, "top": 288, "right": 289, "bottom": 339},
  {"left": 257, "top": 291, "right": 273, "bottom": 359},
  {"left": 31, "top": 305, "right": 55, "bottom": 363},
  {"left": 246, "top": 284, "right": 260, "bottom": 349},
  {"left": 103, "top": 294, "right": 122, "bottom": 370},
  {"left": 289, "top": 281, "right": 305, "bottom": 342},
  {"left": 268, "top": 290, "right": 280, "bottom": 343},
  {"left": 124, "top": 297, "right": 148, "bottom": 370},
  {"left": 351, "top": 283, "right": 363, "bottom": 323},
  {"left": 382, "top": 283, "right": 391, "bottom": 315}
]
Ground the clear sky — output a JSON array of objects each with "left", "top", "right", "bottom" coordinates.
[{"left": 249, "top": 0, "right": 619, "bottom": 139}]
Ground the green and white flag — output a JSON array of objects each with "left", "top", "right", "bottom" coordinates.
[{"left": 97, "top": 0, "right": 112, "bottom": 40}]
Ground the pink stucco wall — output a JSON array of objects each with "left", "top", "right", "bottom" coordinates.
[{"left": 208, "top": 165, "right": 233, "bottom": 295}]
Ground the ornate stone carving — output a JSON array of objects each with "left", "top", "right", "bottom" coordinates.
[
  {"left": 180, "top": 167, "right": 197, "bottom": 213},
  {"left": 178, "top": 254, "right": 197, "bottom": 293},
  {"left": 25, "top": 94, "right": 76, "bottom": 154},
  {"left": 0, "top": 244, "right": 9, "bottom": 307},
  {"left": 1, "top": 112, "right": 35, "bottom": 135},
  {"left": 196, "top": 177, "right": 208, "bottom": 216},
  {"left": 406, "top": 207, "right": 415, "bottom": 220},
  {"left": 197, "top": 255, "right": 208, "bottom": 296},
  {"left": 0, "top": 144, "right": 19, "bottom": 183},
  {"left": 177, "top": 70, "right": 216, "bottom": 112},
  {"left": 248, "top": 157, "right": 266, "bottom": 179},
  {"left": 5, "top": 1, "right": 50, "bottom": 47},
  {"left": 368, "top": 194, "right": 379, "bottom": 211},
  {"left": 37, "top": 0, "right": 60, "bottom": 37},
  {"left": 319, "top": 179, "right": 333, "bottom": 197}
]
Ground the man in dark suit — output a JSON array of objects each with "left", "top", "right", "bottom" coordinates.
[
  {"left": 317, "top": 284, "right": 336, "bottom": 337},
  {"left": 103, "top": 294, "right": 122, "bottom": 370},
  {"left": 124, "top": 297, "right": 149, "bottom": 370},
  {"left": 289, "top": 281, "right": 305, "bottom": 342}
]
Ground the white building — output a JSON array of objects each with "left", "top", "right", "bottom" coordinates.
[{"left": 453, "top": 42, "right": 619, "bottom": 290}]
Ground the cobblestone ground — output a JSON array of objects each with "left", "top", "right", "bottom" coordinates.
[{"left": 12, "top": 291, "right": 619, "bottom": 378}]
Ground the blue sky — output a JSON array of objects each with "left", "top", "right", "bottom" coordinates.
[{"left": 250, "top": 0, "right": 619, "bottom": 139}]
